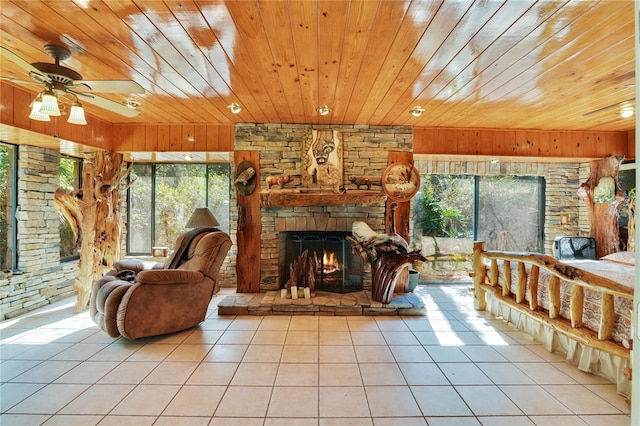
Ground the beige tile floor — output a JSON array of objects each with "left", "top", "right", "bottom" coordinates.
[{"left": 0, "top": 284, "right": 631, "bottom": 426}]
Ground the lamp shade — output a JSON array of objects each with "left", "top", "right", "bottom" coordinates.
[
  {"left": 68, "top": 102, "right": 87, "bottom": 125},
  {"left": 29, "top": 94, "right": 51, "bottom": 121},
  {"left": 39, "top": 88, "right": 61, "bottom": 116},
  {"left": 186, "top": 207, "right": 219, "bottom": 228}
]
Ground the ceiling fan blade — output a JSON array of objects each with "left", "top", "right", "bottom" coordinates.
[
  {"left": 76, "top": 92, "right": 140, "bottom": 118},
  {"left": 69, "top": 79, "right": 145, "bottom": 94},
  {"left": 1, "top": 46, "right": 51, "bottom": 83},
  {"left": 0, "top": 75, "right": 40, "bottom": 85},
  {"left": 582, "top": 98, "right": 635, "bottom": 116}
]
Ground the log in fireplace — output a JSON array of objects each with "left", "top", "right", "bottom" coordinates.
[{"left": 279, "top": 231, "right": 364, "bottom": 293}]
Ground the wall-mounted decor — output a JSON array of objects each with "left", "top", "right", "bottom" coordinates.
[
  {"left": 301, "top": 129, "right": 343, "bottom": 191},
  {"left": 382, "top": 163, "right": 420, "bottom": 202},
  {"left": 593, "top": 175, "right": 615, "bottom": 203},
  {"left": 234, "top": 160, "right": 257, "bottom": 196}
]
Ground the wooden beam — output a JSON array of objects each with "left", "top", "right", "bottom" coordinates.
[{"left": 235, "top": 150, "right": 261, "bottom": 293}]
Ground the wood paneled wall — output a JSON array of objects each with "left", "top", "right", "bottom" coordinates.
[
  {"left": 112, "top": 124, "right": 233, "bottom": 152},
  {"left": 414, "top": 127, "right": 632, "bottom": 160}
]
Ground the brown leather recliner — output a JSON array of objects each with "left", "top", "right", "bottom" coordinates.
[{"left": 90, "top": 229, "right": 232, "bottom": 339}]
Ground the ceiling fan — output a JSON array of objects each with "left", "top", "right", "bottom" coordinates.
[{"left": 1, "top": 44, "right": 145, "bottom": 121}]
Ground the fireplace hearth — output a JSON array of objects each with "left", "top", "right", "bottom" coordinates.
[{"left": 280, "top": 231, "right": 363, "bottom": 293}]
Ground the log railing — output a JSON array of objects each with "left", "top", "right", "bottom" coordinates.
[{"left": 471, "top": 241, "right": 632, "bottom": 360}]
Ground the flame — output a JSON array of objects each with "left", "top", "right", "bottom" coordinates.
[{"left": 322, "top": 250, "right": 341, "bottom": 274}]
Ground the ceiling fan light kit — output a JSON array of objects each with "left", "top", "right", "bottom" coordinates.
[
  {"left": 39, "top": 87, "right": 61, "bottom": 116},
  {"left": 68, "top": 102, "right": 88, "bottom": 125},
  {"left": 28, "top": 93, "right": 50, "bottom": 121},
  {"left": 2, "top": 44, "right": 145, "bottom": 125}
]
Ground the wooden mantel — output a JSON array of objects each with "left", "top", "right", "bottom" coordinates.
[{"left": 260, "top": 190, "right": 386, "bottom": 208}]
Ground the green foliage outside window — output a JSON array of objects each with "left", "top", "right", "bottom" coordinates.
[
  {"left": 129, "top": 163, "right": 230, "bottom": 253},
  {"left": 414, "top": 175, "right": 472, "bottom": 239},
  {"left": 0, "top": 145, "right": 10, "bottom": 269}
]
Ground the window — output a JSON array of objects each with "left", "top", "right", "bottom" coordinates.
[
  {"left": 618, "top": 162, "right": 635, "bottom": 250},
  {"left": 0, "top": 143, "right": 17, "bottom": 271},
  {"left": 128, "top": 163, "right": 231, "bottom": 254},
  {"left": 414, "top": 174, "right": 545, "bottom": 252},
  {"left": 476, "top": 176, "right": 544, "bottom": 252},
  {"left": 59, "top": 155, "right": 82, "bottom": 260}
]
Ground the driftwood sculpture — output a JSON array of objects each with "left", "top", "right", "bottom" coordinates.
[
  {"left": 55, "top": 151, "right": 132, "bottom": 313},
  {"left": 287, "top": 250, "right": 318, "bottom": 296},
  {"left": 628, "top": 196, "right": 636, "bottom": 252},
  {"left": 577, "top": 156, "right": 626, "bottom": 258},
  {"left": 348, "top": 221, "right": 425, "bottom": 303}
]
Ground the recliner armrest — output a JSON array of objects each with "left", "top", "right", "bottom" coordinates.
[
  {"left": 136, "top": 269, "right": 205, "bottom": 285},
  {"left": 111, "top": 259, "right": 147, "bottom": 274}
]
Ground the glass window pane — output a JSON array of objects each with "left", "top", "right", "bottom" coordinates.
[
  {"left": 59, "top": 156, "right": 81, "bottom": 259},
  {"left": 0, "top": 143, "right": 16, "bottom": 270},
  {"left": 618, "top": 164, "right": 635, "bottom": 250},
  {"left": 208, "top": 163, "right": 231, "bottom": 233},
  {"left": 477, "top": 176, "right": 544, "bottom": 252},
  {"left": 155, "top": 164, "right": 206, "bottom": 247},
  {"left": 129, "top": 164, "right": 152, "bottom": 253},
  {"left": 414, "top": 174, "right": 474, "bottom": 240}
]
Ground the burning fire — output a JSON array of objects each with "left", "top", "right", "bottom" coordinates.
[{"left": 322, "top": 251, "right": 341, "bottom": 274}]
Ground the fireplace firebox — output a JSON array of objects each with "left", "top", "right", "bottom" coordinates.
[{"left": 280, "top": 231, "right": 364, "bottom": 293}]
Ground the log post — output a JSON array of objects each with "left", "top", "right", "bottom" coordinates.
[
  {"left": 516, "top": 262, "right": 526, "bottom": 304},
  {"left": 577, "top": 156, "right": 626, "bottom": 258},
  {"left": 599, "top": 293, "right": 615, "bottom": 340},
  {"left": 548, "top": 275, "right": 560, "bottom": 319},
  {"left": 54, "top": 151, "right": 130, "bottom": 313},
  {"left": 235, "top": 150, "right": 261, "bottom": 293},
  {"left": 570, "top": 285, "right": 584, "bottom": 328},
  {"left": 490, "top": 259, "right": 498, "bottom": 286},
  {"left": 502, "top": 260, "right": 511, "bottom": 297},
  {"left": 472, "top": 241, "right": 486, "bottom": 310},
  {"left": 528, "top": 265, "right": 539, "bottom": 310}
]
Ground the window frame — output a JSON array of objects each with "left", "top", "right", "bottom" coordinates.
[
  {"left": 1, "top": 142, "right": 18, "bottom": 271},
  {"left": 59, "top": 154, "right": 82, "bottom": 262},
  {"left": 126, "top": 162, "right": 231, "bottom": 255}
]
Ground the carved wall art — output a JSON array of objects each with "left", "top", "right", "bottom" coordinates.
[{"left": 301, "top": 129, "right": 343, "bottom": 191}]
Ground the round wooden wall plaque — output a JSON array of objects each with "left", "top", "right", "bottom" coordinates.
[{"left": 382, "top": 163, "right": 420, "bottom": 202}]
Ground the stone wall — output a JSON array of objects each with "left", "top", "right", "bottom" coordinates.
[
  {"left": 234, "top": 124, "right": 413, "bottom": 291},
  {"left": 0, "top": 145, "right": 78, "bottom": 319}
]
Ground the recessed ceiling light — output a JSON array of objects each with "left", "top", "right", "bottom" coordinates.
[
  {"left": 410, "top": 106, "right": 425, "bottom": 117},
  {"left": 227, "top": 103, "right": 242, "bottom": 114},
  {"left": 316, "top": 106, "right": 331, "bottom": 116},
  {"left": 620, "top": 106, "right": 634, "bottom": 118}
]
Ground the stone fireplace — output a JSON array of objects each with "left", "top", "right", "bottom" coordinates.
[{"left": 234, "top": 123, "right": 414, "bottom": 292}]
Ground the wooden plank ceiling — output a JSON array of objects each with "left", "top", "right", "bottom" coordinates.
[{"left": 0, "top": 0, "right": 635, "bottom": 132}]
